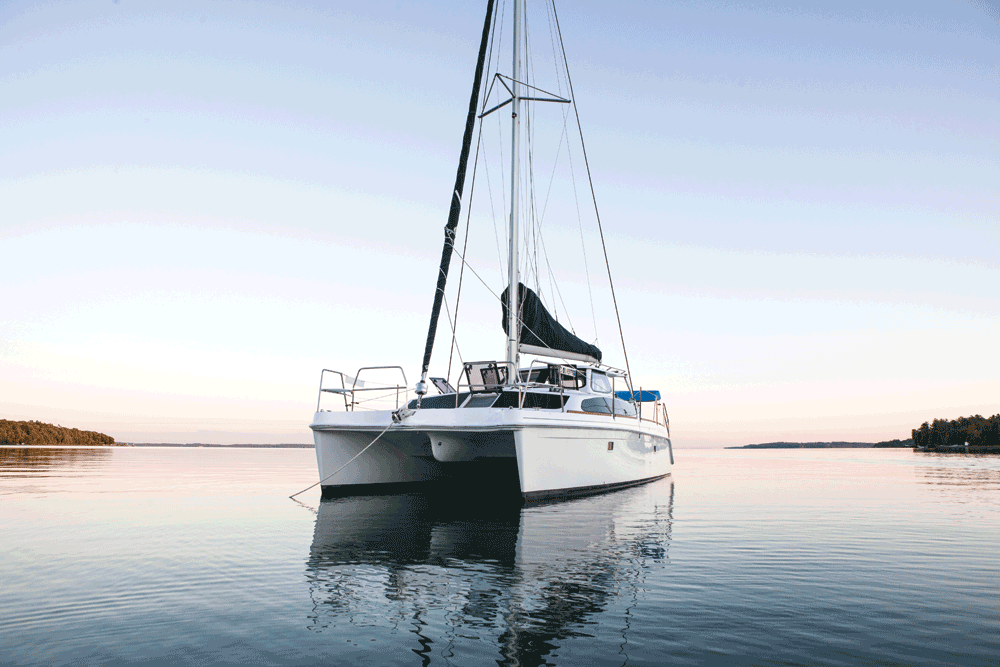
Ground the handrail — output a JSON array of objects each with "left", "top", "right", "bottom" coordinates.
[
  {"left": 317, "top": 366, "right": 410, "bottom": 412},
  {"left": 518, "top": 358, "right": 553, "bottom": 385},
  {"left": 317, "top": 369, "right": 346, "bottom": 412},
  {"left": 611, "top": 375, "right": 616, "bottom": 420},
  {"left": 321, "top": 386, "right": 407, "bottom": 393}
]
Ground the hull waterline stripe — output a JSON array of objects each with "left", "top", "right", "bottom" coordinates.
[{"left": 522, "top": 473, "right": 670, "bottom": 502}]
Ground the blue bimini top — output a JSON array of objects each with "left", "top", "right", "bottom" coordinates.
[{"left": 615, "top": 390, "right": 661, "bottom": 402}]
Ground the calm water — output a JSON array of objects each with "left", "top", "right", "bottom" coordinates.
[{"left": 1, "top": 446, "right": 998, "bottom": 666}]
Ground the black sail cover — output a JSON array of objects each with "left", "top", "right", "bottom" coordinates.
[{"left": 501, "top": 283, "right": 602, "bottom": 362}]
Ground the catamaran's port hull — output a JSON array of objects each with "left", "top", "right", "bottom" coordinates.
[{"left": 311, "top": 409, "right": 672, "bottom": 501}]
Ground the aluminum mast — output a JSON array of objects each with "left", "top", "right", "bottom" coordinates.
[{"left": 505, "top": 0, "right": 521, "bottom": 369}]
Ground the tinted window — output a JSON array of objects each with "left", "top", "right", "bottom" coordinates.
[
  {"left": 494, "top": 392, "right": 567, "bottom": 409},
  {"left": 611, "top": 398, "right": 637, "bottom": 417},
  {"left": 408, "top": 393, "right": 471, "bottom": 409},
  {"left": 464, "top": 394, "right": 498, "bottom": 408},
  {"left": 580, "top": 396, "right": 636, "bottom": 416},
  {"left": 519, "top": 367, "right": 552, "bottom": 384},
  {"left": 580, "top": 397, "right": 612, "bottom": 414}
]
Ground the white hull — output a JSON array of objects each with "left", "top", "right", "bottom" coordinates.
[
  {"left": 514, "top": 421, "right": 670, "bottom": 499},
  {"left": 311, "top": 407, "right": 671, "bottom": 501}
]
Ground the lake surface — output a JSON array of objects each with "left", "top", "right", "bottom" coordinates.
[{"left": 2, "top": 446, "right": 998, "bottom": 666}]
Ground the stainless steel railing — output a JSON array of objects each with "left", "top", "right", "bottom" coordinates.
[{"left": 316, "top": 366, "right": 409, "bottom": 412}]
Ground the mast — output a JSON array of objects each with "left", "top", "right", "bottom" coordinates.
[
  {"left": 506, "top": 0, "right": 521, "bottom": 369},
  {"left": 415, "top": 0, "right": 496, "bottom": 400}
]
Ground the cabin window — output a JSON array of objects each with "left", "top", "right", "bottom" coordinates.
[
  {"left": 590, "top": 372, "right": 612, "bottom": 394},
  {"left": 557, "top": 367, "right": 586, "bottom": 389},
  {"left": 580, "top": 396, "right": 636, "bottom": 417},
  {"left": 580, "top": 397, "right": 612, "bottom": 414},
  {"left": 492, "top": 392, "right": 567, "bottom": 409},
  {"left": 408, "top": 393, "right": 472, "bottom": 410},
  {"left": 611, "top": 398, "right": 637, "bottom": 417},
  {"left": 519, "top": 367, "right": 550, "bottom": 384},
  {"left": 463, "top": 394, "right": 499, "bottom": 408}
]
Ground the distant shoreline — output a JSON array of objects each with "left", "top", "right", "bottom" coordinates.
[
  {"left": 126, "top": 443, "right": 314, "bottom": 448},
  {"left": 0, "top": 442, "right": 314, "bottom": 449},
  {"left": 727, "top": 440, "right": 912, "bottom": 449}
]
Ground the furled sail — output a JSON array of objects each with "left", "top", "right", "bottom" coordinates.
[
  {"left": 501, "top": 283, "right": 602, "bottom": 363},
  {"left": 417, "top": 0, "right": 496, "bottom": 394}
]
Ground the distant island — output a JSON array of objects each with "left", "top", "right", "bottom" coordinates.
[
  {"left": 0, "top": 420, "right": 117, "bottom": 446},
  {"left": 732, "top": 413, "right": 1000, "bottom": 452},
  {"left": 728, "top": 439, "right": 912, "bottom": 449}
]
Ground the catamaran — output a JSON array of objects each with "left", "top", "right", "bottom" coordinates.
[{"left": 309, "top": 0, "right": 673, "bottom": 502}]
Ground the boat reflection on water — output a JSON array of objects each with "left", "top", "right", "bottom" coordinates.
[{"left": 305, "top": 480, "right": 673, "bottom": 664}]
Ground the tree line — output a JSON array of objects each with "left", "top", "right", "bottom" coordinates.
[
  {"left": 873, "top": 438, "right": 913, "bottom": 448},
  {"left": 912, "top": 415, "right": 1000, "bottom": 449},
  {"left": 0, "top": 420, "right": 116, "bottom": 446}
]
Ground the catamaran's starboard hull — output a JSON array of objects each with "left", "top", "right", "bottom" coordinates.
[
  {"left": 311, "top": 409, "right": 672, "bottom": 501},
  {"left": 513, "top": 426, "right": 671, "bottom": 501}
]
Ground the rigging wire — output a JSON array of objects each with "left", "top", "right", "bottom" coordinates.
[
  {"left": 443, "top": 0, "right": 615, "bottom": 378},
  {"left": 564, "top": 112, "right": 600, "bottom": 345},
  {"left": 535, "top": 124, "right": 576, "bottom": 332},
  {"left": 542, "top": 0, "right": 596, "bottom": 344},
  {"left": 536, "top": 117, "right": 566, "bottom": 223},
  {"left": 551, "top": 0, "right": 634, "bottom": 390},
  {"left": 452, "top": 246, "right": 605, "bottom": 370},
  {"left": 442, "top": 293, "right": 465, "bottom": 380},
  {"left": 481, "top": 138, "right": 506, "bottom": 279},
  {"left": 493, "top": 0, "right": 509, "bottom": 286},
  {"left": 535, "top": 220, "right": 575, "bottom": 334},
  {"left": 496, "top": 77, "right": 509, "bottom": 292},
  {"left": 544, "top": 0, "right": 566, "bottom": 96},
  {"left": 520, "top": 0, "right": 592, "bottom": 338},
  {"left": 523, "top": 3, "right": 566, "bottom": 327},
  {"left": 523, "top": 5, "right": 542, "bottom": 304}
]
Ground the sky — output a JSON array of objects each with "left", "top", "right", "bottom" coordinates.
[{"left": 1, "top": 0, "right": 997, "bottom": 447}]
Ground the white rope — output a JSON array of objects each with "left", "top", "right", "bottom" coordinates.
[{"left": 289, "top": 422, "right": 395, "bottom": 499}]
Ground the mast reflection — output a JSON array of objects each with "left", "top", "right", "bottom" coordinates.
[{"left": 305, "top": 481, "right": 674, "bottom": 665}]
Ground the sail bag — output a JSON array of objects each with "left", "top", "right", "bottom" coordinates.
[{"left": 501, "top": 283, "right": 602, "bottom": 363}]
